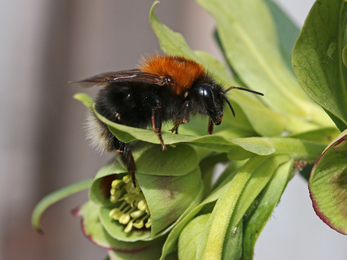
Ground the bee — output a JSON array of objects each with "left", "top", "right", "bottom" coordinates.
[{"left": 73, "top": 55, "right": 263, "bottom": 184}]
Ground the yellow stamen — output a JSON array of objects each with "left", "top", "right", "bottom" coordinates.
[
  {"left": 145, "top": 218, "right": 151, "bottom": 228},
  {"left": 124, "top": 219, "right": 134, "bottom": 233},
  {"left": 108, "top": 174, "right": 151, "bottom": 233},
  {"left": 111, "top": 179, "right": 123, "bottom": 189},
  {"left": 130, "top": 210, "right": 145, "bottom": 219},
  {"left": 133, "top": 219, "right": 143, "bottom": 229},
  {"left": 110, "top": 189, "right": 123, "bottom": 203},
  {"left": 122, "top": 174, "right": 132, "bottom": 184},
  {"left": 119, "top": 214, "right": 130, "bottom": 224}
]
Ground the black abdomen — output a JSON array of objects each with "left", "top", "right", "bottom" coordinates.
[{"left": 95, "top": 83, "right": 154, "bottom": 129}]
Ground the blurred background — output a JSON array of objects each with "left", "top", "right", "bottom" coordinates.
[{"left": 1, "top": 0, "right": 346, "bottom": 259}]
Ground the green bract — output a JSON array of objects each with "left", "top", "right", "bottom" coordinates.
[
  {"left": 309, "top": 129, "right": 347, "bottom": 234},
  {"left": 32, "top": 0, "right": 347, "bottom": 259}
]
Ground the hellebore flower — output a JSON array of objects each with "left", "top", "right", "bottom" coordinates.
[{"left": 88, "top": 142, "right": 204, "bottom": 242}]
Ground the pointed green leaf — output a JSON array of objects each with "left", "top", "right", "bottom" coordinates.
[
  {"left": 221, "top": 220, "right": 243, "bottom": 260},
  {"left": 263, "top": 0, "right": 300, "bottom": 73},
  {"left": 74, "top": 93, "right": 94, "bottom": 109},
  {"left": 149, "top": 2, "right": 237, "bottom": 88},
  {"left": 242, "top": 158, "right": 293, "bottom": 259},
  {"left": 32, "top": 178, "right": 92, "bottom": 232},
  {"left": 196, "top": 155, "right": 287, "bottom": 260}
]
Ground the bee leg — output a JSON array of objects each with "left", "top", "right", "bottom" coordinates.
[
  {"left": 152, "top": 105, "right": 167, "bottom": 151},
  {"left": 170, "top": 124, "right": 180, "bottom": 134},
  {"left": 149, "top": 92, "right": 167, "bottom": 151},
  {"left": 115, "top": 141, "right": 137, "bottom": 187},
  {"left": 207, "top": 118, "right": 214, "bottom": 134},
  {"left": 170, "top": 100, "right": 190, "bottom": 134}
]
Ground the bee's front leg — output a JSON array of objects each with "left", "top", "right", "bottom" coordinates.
[{"left": 170, "top": 100, "right": 191, "bottom": 134}]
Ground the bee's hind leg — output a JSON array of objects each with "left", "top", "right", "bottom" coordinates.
[{"left": 114, "top": 139, "right": 137, "bottom": 187}]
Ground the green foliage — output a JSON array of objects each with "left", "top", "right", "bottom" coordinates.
[{"left": 33, "top": 0, "right": 347, "bottom": 259}]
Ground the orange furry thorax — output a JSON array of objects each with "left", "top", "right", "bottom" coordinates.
[{"left": 139, "top": 55, "right": 206, "bottom": 95}]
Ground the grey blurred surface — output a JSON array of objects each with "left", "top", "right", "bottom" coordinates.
[{"left": 0, "top": 0, "right": 346, "bottom": 259}]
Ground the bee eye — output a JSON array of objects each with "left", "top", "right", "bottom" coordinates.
[{"left": 198, "top": 85, "right": 215, "bottom": 112}]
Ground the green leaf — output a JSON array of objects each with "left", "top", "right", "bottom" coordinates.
[
  {"left": 178, "top": 214, "right": 211, "bottom": 260},
  {"left": 221, "top": 220, "right": 243, "bottom": 260},
  {"left": 149, "top": 2, "right": 236, "bottom": 89},
  {"left": 149, "top": 1, "right": 196, "bottom": 60},
  {"left": 32, "top": 178, "right": 92, "bottom": 232},
  {"left": 178, "top": 214, "right": 243, "bottom": 260},
  {"left": 242, "top": 158, "right": 293, "bottom": 259},
  {"left": 286, "top": 127, "right": 341, "bottom": 145},
  {"left": 229, "top": 137, "right": 325, "bottom": 163},
  {"left": 74, "top": 93, "right": 94, "bottom": 109},
  {"left": 196, "top": 155, "right": 290, "bottom": 260},
  {"left": 292, "top": 0, "right": 347, "bottom": 131},
  {"left": 196, "top": 0, "right": 321, "bottom": 121},
  {"left": 263, "top": 0, "right": 300, "bottom": 74},
  {"left": 309, "top": 129, "right": 347, "bottom": 234}
]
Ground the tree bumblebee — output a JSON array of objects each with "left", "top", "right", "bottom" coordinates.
[{"left": 73, "top": 55, "right": 263, "bottom": 184}]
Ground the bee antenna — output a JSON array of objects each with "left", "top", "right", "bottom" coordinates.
[
  {"left": 221, "top": 94, "right": 235, "bottom": 117},
  {"left": 224, "top": 86, "right": 264, "bottom": 96}
]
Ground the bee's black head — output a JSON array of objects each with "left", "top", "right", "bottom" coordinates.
[
  {"left": 192, "top": 79, "right": 263, "bottom": 125},
  {"left": 194, "top": 82, "right": 232, "bottom": 125}
]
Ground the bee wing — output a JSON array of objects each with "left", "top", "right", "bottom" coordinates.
[{"left": 70, "top": 69, "right": 169, "bottom": 88}]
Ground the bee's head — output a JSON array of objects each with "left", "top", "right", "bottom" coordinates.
[
  {"left": 194, "top": 82, "right": 263, "bottom": 125},
  {"left": 194, "top": 82, "right": 231, "bottom": 125}
]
